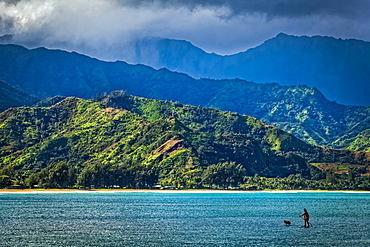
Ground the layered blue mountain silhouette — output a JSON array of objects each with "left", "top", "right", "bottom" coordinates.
[{"left": 125, "top": 33, "right": 370, "bottom": 106}]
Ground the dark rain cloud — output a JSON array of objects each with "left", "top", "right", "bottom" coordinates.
[
  {"left": 0, "top": 0, "right": 22, "bottom": 6},
  {"left": 1, "top": 0, "right": 370, "bottom": 56},
  {"left": 0, "top": 15, "right": 14, "bottom": 30},
  {"left": 0, "top": 0, "right": 21, "bottom": 35},
  {"left": 119, "top": 0, "right": 370, "bottom": 19}
]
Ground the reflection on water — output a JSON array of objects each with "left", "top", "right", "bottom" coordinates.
[{"left": 0, "top": 191, "right": 369, "bottom": 246}]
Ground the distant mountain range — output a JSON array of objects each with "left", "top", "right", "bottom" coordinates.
[
  {"left": 0, "top": 44, "right": 369, "bottom": 151},
  {"left": 1, "top": 93, "right": 369, "bottom": 188},
  {"left": 2, "top": 33, "right": 369, "bottom": 106},
  {"left": 123, "top": 33, "right": 370, "bottom": 106}
]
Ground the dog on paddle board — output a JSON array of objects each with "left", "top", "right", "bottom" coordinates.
[{"left": 284, "top": 220, "right": 291, "bottom": 226}]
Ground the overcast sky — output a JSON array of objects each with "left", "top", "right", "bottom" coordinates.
[{"left": 1, "top": 0, "right": 370, "bottom": 55}]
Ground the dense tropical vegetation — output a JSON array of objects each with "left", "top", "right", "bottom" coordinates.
[{"left": 0, "top": 93, "right": 369, "bottom": 190}]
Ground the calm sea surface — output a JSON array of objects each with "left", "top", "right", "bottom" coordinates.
[{"left": 0, "top": 191, "right": 369, "bottom": 247}]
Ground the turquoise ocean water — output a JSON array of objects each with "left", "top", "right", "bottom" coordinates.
[{"left": 0, "top": 191, "right": 369, "bottom": 246}]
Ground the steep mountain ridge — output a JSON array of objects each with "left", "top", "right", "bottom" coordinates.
[
  {"left": 0, "top": 44, "right": 369, "bottom": 150},
  {"left": 0, "top": 80, "right": 39, "bottom": 111}
]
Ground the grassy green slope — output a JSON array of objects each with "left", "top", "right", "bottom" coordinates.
[
  {"left": 0, "top": 94, "right": 369, "bottom": 188},
  {"left": 100, "top": 92, "right": 370, "bottom": 173}
]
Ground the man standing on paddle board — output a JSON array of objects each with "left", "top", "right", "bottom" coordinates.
[{"left": 299, "top": 208, "right": 310, "bottom": 228}]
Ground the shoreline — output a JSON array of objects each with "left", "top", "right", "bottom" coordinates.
[{"left": 1, "top": 188, "right": 369, "bottom": 194}]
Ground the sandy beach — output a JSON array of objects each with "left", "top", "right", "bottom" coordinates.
[{"left": 1, "top": 188, "right": 369, "bottom": 193}]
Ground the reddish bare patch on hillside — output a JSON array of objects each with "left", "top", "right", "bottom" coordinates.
[
  {"left": 154, "top": 137, "right": 185, "bottom": 156},
  {"left": 98, "top": 107, "right": 124, "bottom": 118}
]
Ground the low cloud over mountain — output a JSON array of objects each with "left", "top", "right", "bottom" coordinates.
[{"left": 1, "top": 0, "right": 370, "bottom": 55}]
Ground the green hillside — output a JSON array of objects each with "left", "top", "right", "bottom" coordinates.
[
  {"left": 1, "top": 93, "right": 369, "bottom": 189},
  {"left": 339, "top": 129, "right": 370, "bottom": 152}
]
